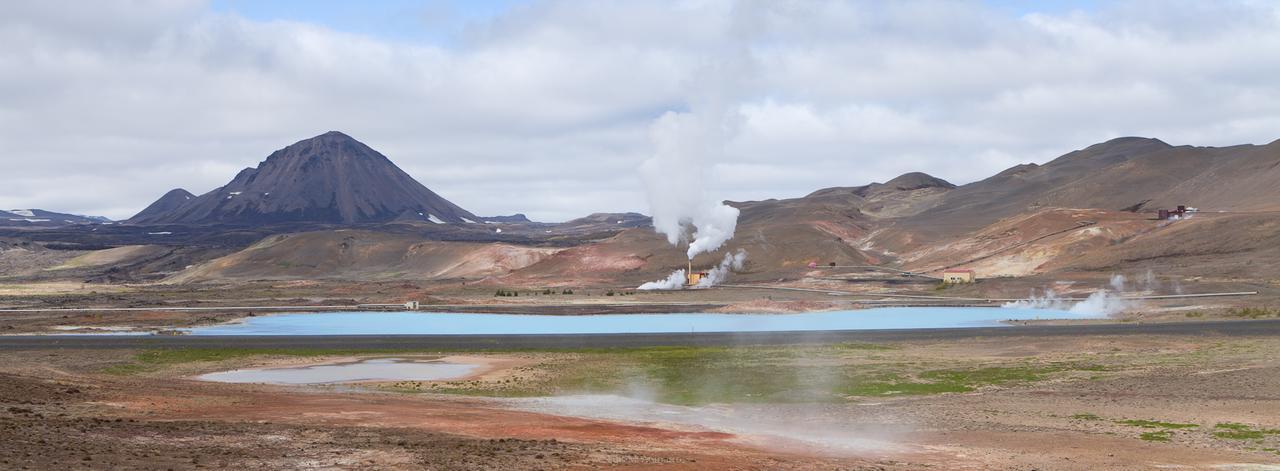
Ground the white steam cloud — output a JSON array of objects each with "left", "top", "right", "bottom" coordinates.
[
  {"left": 639, "top": 112, "right": 743, "bottom": 260},
  {"left": 1110, "top": 274, "right": 1127, "bottom": 292},
  {"left": 1003, "top": 289, "right": 1133, "bottom": 317},
  {"left": 636, "top": 17, "right": 756, "bottom": 291},
  {"left": 639, "top": 34, "right": 753, "bottom": 260},
  {"left": 508, "top": 394, "right": 899, "bottom": 457},
  {"left": 637, "top": 250, "right": 748, "bottom": 291},
  {"left": 696, "top": 250, "right": 747, "bottom": 288},
  {"left": 1004, "top": 273, "right": 1149, "bottom": 316},
  {"left": 637, "top": 269, "right": 687, "bottom": 291},
  {"left": 1139, "top": 270, "right": 1159, "bottom": 291}
]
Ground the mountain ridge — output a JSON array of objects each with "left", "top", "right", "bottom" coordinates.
[{"left": 0, "top": 209, "right": 112, "bottom": 227}]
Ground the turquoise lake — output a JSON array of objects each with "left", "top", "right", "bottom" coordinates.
[{"left": 185, "top": 307, "right": 1089, "bottom": 336}]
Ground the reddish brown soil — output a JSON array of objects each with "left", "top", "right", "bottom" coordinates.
[{"left": 0, "top": 366, "right": 892, "bottom": 470}]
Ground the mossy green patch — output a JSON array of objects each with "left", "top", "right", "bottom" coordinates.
[
  {"left": 919, "top": 366, "right": 1051, "bottom": 384},
  {"left": 843, "top": 381, "right": 973, "bottom": 396},
  {"left": 1115, "top": 419, "right": 1199, "bottom": 429},
  {"left": 1211, "top": 423, "right": 1280, "bottom": 440},
  {"left": 1140, "top": 431, "right": 1172, "bottom": 442},
  {"left": 817, "top": 363, "right": 1102, "bottom": 399},
  {"left": 1215, "top": 423, "right": 1252, "bottom": 431},
  {"left": 420, "top": 346, "right": 1046, "bottom": 404},
  {"left": 101, "top": 347, "right": 423, "bottom": 375},
  {"left": 1215, "top": 430, "right": 1266, "bottom": 440},
  {"left": 105, "top": 344, "right": 1109, "bottom": 407}
]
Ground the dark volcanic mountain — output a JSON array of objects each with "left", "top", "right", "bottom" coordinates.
[
  {"left": 130, "top": 131, "right": 480, "bottom": 225},
  {"left": 128, "top": 189, "right": 195, "bottom": 224}
]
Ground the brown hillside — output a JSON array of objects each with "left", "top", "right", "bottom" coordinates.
[
  {"left": 1065, "top": 212, "right": 1280, "bottom": 279},
  {"left": 167, "top": 230, "right": 559, "bottom": 283}
]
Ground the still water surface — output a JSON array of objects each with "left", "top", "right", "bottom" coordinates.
[
  {"left": 197, "top": 357, "right": 478, "bottom": 384},
  {"left": 186, "top": 307, "right": 1087, "bottom": 336}
]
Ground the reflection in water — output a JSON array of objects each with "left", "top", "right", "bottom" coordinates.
[{"left": 197, "top": 357, "right": 479, "bottom": 385}]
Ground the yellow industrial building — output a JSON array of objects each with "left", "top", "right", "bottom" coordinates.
[
  {"left": 942, "top": 269, "right": 976, "bottom": 284},
  {"left": 684, "top": 261, "right": 708, "bottom": 286}
]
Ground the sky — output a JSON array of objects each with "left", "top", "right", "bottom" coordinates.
[{"left": 2, "top": 0, "right": 1279, "bottom": 222}]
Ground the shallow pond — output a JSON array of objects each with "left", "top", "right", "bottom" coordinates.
[
  {"left": 196, "top": 357, "right": 479, "bottom": 384},
  {"left": 185, "top": 306, "right": 1088, "bottom": 336}
]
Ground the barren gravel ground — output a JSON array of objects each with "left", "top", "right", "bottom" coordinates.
[
  {"left": 3, "top": 331, "right": 1280, "bottom": 469},
  {"left": 0, "top": 350, "right": 893, "bottom": 470}
]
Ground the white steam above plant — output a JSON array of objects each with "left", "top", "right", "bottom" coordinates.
[{"left": 636, "top": 42, "right": 753, "bottom": 290}]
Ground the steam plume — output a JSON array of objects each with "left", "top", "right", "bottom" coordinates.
[
  {"left": 1003, "top": 289, "right": 1132, "bottom": 316},
  {"left": 695, "top": 250, "right": 747, "bottom": 288},
  {"left": 639, "top": 35, "right": 752, "bottom": 260},
  {"left": 1139, "top": 269, "right": 1159, "bottom": 291},
  {"left": 1003, "top": 274, "right": 1136, "bottom": 316},
  {"left": 639, "top": 111, "right": 742, "bottom": 259},
  {"left": 637, "top": 247, "right": 748, "bottom": 291},
  {"left": 1110, "top": 274, "right": 1127, "bottom": 291},
  {"left": 637, "top": 269, "right": 687, "bottom": 291},
  {"left": 636, "top": 14, "right": 755, "bottom": 291}
]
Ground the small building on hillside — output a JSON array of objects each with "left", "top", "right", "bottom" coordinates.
[
  {"left": 1157, "top": 205, "right": 1197, "bottom": 220},
  {"left": 684, "top": 260, "right": 709, "bottom": 286},
  {"left": 941, "top": 269, "right": 976, "bottom": 284},
  {"left": 686, "top": 271, "right": 708, "bottom": 286}
]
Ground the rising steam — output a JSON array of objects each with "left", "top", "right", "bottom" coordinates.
[
  {"left": 637, "top": 250, "right": 748, "bottom": 291},
  {"left": 509, "top": 394, "right": 899, "bottom": 457},
  {"left": 638, "top": 99, "right": 742, "bottom": 259},
  {"left": 635, "top": 40, "right": 753, "bottom": 290},
  {"left": 1002, "top": 272, "right": 1168, "bottom": 316},
  {"left": 1002, "top": 288, "right": 1132, "bottom": 316},
  {"left": 696, "top": 250, "right": 747, "bottom": 288},
  {"left": 637, "top": 269, "right": 687, "bottom": 291}
]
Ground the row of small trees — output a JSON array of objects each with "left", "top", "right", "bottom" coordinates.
[
  {"left": 491, "top": 288, "right": 641, "bottom": 297},
  {"left": 494, "top": 288, "right": 575, "bottom": 297}
]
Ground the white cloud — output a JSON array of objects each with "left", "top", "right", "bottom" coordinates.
[{"left": 1, "top": 0, "right": 1279, "bottom": 221}]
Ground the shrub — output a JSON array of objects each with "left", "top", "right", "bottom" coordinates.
[{"left": 1226, "top": 307, "right": 1279, "bottom": 319}]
